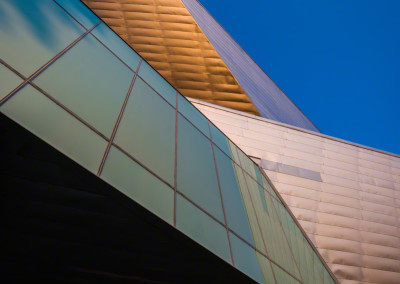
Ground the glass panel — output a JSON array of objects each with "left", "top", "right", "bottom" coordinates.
[
  {"left": 229, "top": 232, "right": 264, "bottom": 283},
  {"left": 176, "top": 194, "right": 231, "bottom": 263},
  {"left": 34, "top": 33, "right": 134, "bottom": 137},
  {"left": 313, "top": 251, "right": 324, "bottom": 284},
  {"left": 229, "top": 140, "right": 241, "bottom": 165},
  {"left": 54, "top": 0, "right": 99, "bottom": 29},
  {"left": 0, "top": 64, "right": 23, "bottom": 100},
  {"left": 214, "top": 147, "right": 254, "bottom": 245},
  {"left": 0, "top": 0, "right": 85, "bottom": 76},
  {"left": 114, "top": 77, "right": 175, "bottom": 186},
  {"left": 178, "top": 95, "right": 210, "bottom": 137},
  {"left": 177, "top": 114, "right": 224, "bottom": 222},
  {"left": 210, "top": 123, "right": 231, "bottom": 157},
  {"left": 138, "top": 61, "right": 176, "bottom": 106},
  {"left": 256, "top": 252, "right": 276, "bottom": 284},
  {"left": 272, "top": 263, "right": 301, "bottom": 284},
  {"left": 244, "top": 173, "right": 301, "bottom": 280},
  {"left": 234, "top": 164, "right": 265, "bottom": 254},
  {"left": 273, "top": 198, "right": 304, "bottom": 281},
  {"left": 0, "top": 85, "right": 107, "bottom": 173},
  {"left": 101, "top": 146, "right": 173, "bottom": 224},
  {"left": 262, "top": 174, "right": 281, "bottom": 201},
  {"left": 91, "top": 23, "right": 141, "bottom": 72}
]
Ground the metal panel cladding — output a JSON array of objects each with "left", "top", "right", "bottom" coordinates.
[{"left": 181, "top": 0, "right": 320, "bottom": 132}]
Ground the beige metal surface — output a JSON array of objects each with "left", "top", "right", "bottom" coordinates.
[
  {"left": 193, "top": 100, "right": 400, "bottom": 284},
  {"left": 82, "top": 0, "right": 260, "bottom": 116}
]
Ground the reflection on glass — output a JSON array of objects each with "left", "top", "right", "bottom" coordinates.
[
  {"left": 138, "top": 61, "right": 176, "bottom": 106},
  {"left": 272, "top": 263, "right": 300, "bottom": 284},
  {"left": 55, "top": 0, "right": 99, "bottom": 29},
  {"left": 91, "top": 23, "right": 141, "bottom": 71},
  {"left": 244, "top": 173, "right": 301, "bottom": 280},
  {"left": 214, "top": 147, "right": 254, "bottom": 245},
  {"left": 34, "top": 33, "right": 134, "bottom": 137},
  {"left": 114, "top": 77, "right": 175, "bottom": 186},
  {"left": 177, "top": 114, "right": 224, "bottom": 222},
  {"left": 256, "top": 252, "right": 276, "bottom": 284},
  {"left": 0, "top": 0, "right": 85, "bottom": 76},
  {"left": 101, "top": 146, "right": 173, "bottom": 224},
  {"left": 176, "top": 194, "right": 231, "bottom": 263},
  {"left": 178, "top": 95, "right": 210, "bottom": 137},
  {"left": 229, "top": 233, "right": 264, "bottom": 283},
  {"left": 0, "top": 64, "right": 23, "bottom": 100},
  {"left": 1, "top": 85, "right": 107, "bottom": 173}
]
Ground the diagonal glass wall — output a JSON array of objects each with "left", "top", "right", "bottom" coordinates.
[{"left": 0, "top": 1, "right": 337, "bottom": 283}]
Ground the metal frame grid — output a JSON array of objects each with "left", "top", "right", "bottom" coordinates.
[{"left": 0, "top": 1, "right": 339, "bottom": 283}]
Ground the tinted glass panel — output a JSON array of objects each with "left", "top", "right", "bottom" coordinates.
[
  {"left": 244, "top": 173, "right": 301, "bottom": 279},
  {"left": 114, "top": 77, "right": 175, "bottom": 186},
  {"left": 101, "top": 146, "right": 173, "bottom": 224},
  {"left": 210, "top": 123, "right": 231, "bottom": 157},
  {"left": 272, "top": 263, "right": 300, "bottom": 284},
  {"left": 34, "top": 33, "right": 134, "bottom": 137},
  {"left": 176, "top": 194, "right": 231, "bottom": 263},
  {"left": 214, "top": 147, "right": 254, "bottom": 245},
  {"left": 177, "top": 114, "right": 224, "bottom": 221},
  {"left": 178, "top": 95, "right": 210, "bottom": 137},
  {"left": 138, "top": 61, "right": 176, "bottom": 106},
  {"left": 229, "top": 233, "right": 264, "bottom": 283},
  {"left": 0, "top": 0, "right": 85, "bottom": 76},
  {"left": 256, "top": 252, "right": 276, "bottom": 284},
  {"left": 55, "top": 0, "right": 99, "bottom": 29},
  {"left": 0, "top": 64, "right": 23, "bottom": 100},
  {"left": 91, "top": 23, "right": 141, "bottom": 71},
  {"left": 1, "top": 85, "right": 107, "bottom": 172}
]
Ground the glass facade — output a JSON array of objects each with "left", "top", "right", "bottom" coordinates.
[{"left": 0, "top": 1, "right": 336, "bottom": 283}]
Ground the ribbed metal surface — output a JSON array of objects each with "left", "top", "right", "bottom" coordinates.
[
  {"left": 82, "top": 0, "right": 260, "bottom": 116},
  {"left": 181, "top": 0, "right": 319, "bottom": 132},
  {"left": 193, "top": 100, "right": 400, "bottom": 284}
]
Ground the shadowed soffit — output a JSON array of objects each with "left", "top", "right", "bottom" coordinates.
[{"left": 82, "top": 0, "right": 260, "bottom": 116}]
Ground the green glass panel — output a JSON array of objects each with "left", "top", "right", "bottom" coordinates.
[
  {"left": 0, "top": 64, "right": 23, "bottom": 100},
  {"left": 272, "top": 263, "right": 301, "bottom": 284},
  {"left": 91, "top": 23, "right": 141, "bottom": 71},
  {"left": 214, "top": 147, "right": 254, "bottom": 245},
  {"left": 262, "top": 174, "right": 281, "bottom": 202},
  {"left": 256, "top": 252, "right": 276, "bottom": 284},
  {"left": 176, "top": 194, "right": 231, "bottom": 263},
  {"left": 178, "top": 95, "right": 210, "bottom": 137},
  {"left": 0, "top": 0, "right": 85, "bottom": 76},
  {"left": 101, "top": 146, "right": 173, "bottom": 224},
  {"left": 114, "top": 77, "right": 175, "bottom": 186},
  {"left": 138, "top": 61, "right": 176, "bottom": 106},
  {"left": 55, "top": 0, "right": 99, "bottom": 29},
  {"left": 177, "top": 114, "right": 224, "bottom": 221},
  {"left": 324, "top": 269, "right": 336, "bottom": 284},
  {"left": 313, "top": 251, "right": 325, "bottom": 284},
  {"left": 0, "top": 85, "right": 107, "bottom": 173},
  {"left": 244, "top": 173, "right": 301, "bottom": 280},
  {"left": 228, "top": 140, "right": 241, "bottom": 165},
  {"left": 210, "top": 123, "right": 231, "bottom": 157},
  {"left": 34, "top": 33, "right": 134, "bottom": 137},
  {"left": 234, "top": 164, "right": 265, "bottom": 254},
  {"left": 229, "top": 232, "right": 264, "bottom": 283}
]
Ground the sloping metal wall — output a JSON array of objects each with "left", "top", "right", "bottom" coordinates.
[
  {"left": 193, "top": 99, "right": 400, "bottom": 284},
  {"left": 181, "top": 0, "right": 319, "bottom": 132}
]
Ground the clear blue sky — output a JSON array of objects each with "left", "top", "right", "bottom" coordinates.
[{"left": 199, "top": 0, "right": 400, "bottom": 155}]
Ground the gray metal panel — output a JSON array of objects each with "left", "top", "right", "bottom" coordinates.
[{"left": 181, "top": 0, "right": 320, "bottom": 132}]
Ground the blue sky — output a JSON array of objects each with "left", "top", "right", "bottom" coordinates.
[{"left": 199, "top": 0, "right": 400, "bottom": 155}]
